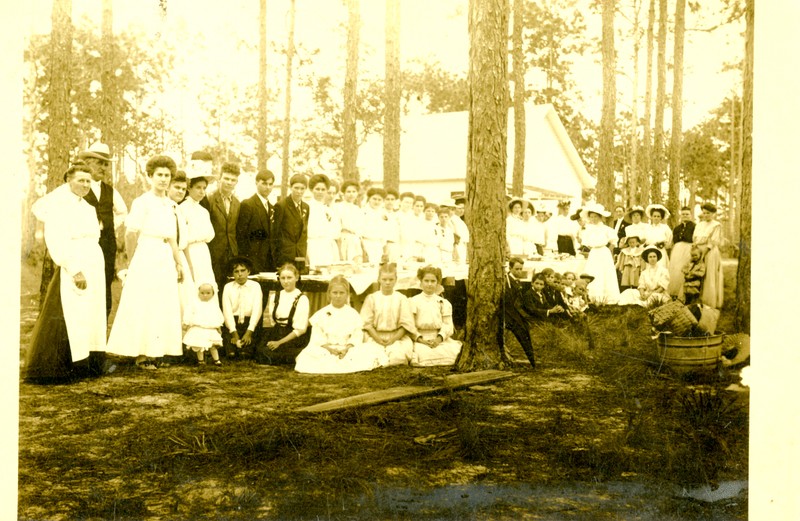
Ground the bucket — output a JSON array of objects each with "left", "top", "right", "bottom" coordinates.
[{"left": 656, "top": 332, "right": 725, "bottom": 371}]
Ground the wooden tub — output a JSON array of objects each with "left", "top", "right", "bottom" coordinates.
[{"left": 656, "top": 332, "right": 725, "bottom": 371}]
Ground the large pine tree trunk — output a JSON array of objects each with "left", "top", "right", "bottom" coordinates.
[
  {"left": 281, "top": 0, "right": 296, "bottom": 198},
  {"left": 342, "top": 0, "right": 360, "bottom": 182},
  {"left": 257, "top": 0, "right": 269, "bottom": 171},
  {"left": 383, "top": 0, "right": 401, "bottom": 192},
  {"left": 100, "top": 0, "right": 116, "bottom": 182},
  {"left": 640, "top": 0, "right": 655, "bottom": 206},
  {"left": 40, "top": 0, "right": 74, "bottom": 303},
  {"left": 667, "top": 0, "right": 686, "bottom": 225},
  {"left": 597, "top": 0, "right": 616, "bottom": 210},
  {"left": 651, "top": 0, "right": 667, "bottom": 204},
  {"left": 456, "top": 0, "right": 510, "bottom": 372},
  {"left": 735, "top": 0, "right": 752, "bottom": 335},
  {"left": 510, "top": 0, "right": 525, "bottom": 197},
  {"left": 628, "top": 0, "right": 641, "bottom": 208}
]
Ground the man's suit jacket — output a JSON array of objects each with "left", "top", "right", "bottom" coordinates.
[
  {"left": 207, "top": 191, "right": 240, "bottom": 269},
  {"left": 237, "top": 194, "right": 273, "bottom": 273},
  {"left": 613, "top": 218, "right": 630, "bottom": 240},
  {"left": 271, "top": 196, "right": 309, "bottom": 268}
]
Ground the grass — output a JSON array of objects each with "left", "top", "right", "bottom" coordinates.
[{"left": 18, "top": 261, "right": 748, "bottom": 520}]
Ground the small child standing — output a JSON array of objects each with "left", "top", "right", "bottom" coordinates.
[
  {"left": 221, "top": 256, "right": 263, "bottom": 359},
  {"left": 182, "top": 282, "right": 224, "bottom": 366},
  {"left": 682, "top": 247, "right": 706, "bottom": 305},
  {"left": 616, "top": 235, "right": 645, "bottom": 290}
]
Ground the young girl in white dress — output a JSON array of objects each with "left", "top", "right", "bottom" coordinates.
[
  {"left": 106, "top": 156, "right": 184, "bottom": 369},
  {"left": 360, "top": 263, "right": 416, "bottom": 366},
  {"left": 615, "top": 235, "right": 644, "bottom": 290},
  {"left": 409, "top": 266, "right": 462, "bottom": 367},
  {"left": 294, "top": 276, "right": 386, "bottom": 373},
  {"left": 168, "top": 172, "right": 194, "bottom": 319},
  {"left": 183, "top": 282, "right": 224, "bottom": 366}
]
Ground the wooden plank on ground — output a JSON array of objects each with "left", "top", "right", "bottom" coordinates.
[{"left": 296, "top": 370, "right": 516, "bottom": 413}]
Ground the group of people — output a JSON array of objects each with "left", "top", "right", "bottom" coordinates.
[
  {"left": 25, "top": 146, "right": 467, "bottom": 382},
  {"left": 506, "top": 199, "right": 724, "bottom": 310}
]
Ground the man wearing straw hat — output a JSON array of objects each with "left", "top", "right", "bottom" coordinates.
[{"left": 77, "top": 142, "right": 127, "bottom": 317}]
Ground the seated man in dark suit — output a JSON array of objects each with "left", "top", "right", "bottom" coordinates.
[
  {"left": 237, "top": 169, "right": 275, "bottom": 273},
  {"left": 271, "top": 173, "right": 309, "bottom": 270}
]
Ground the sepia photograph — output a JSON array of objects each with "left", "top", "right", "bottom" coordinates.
[{"left": 4, "top": 0, "right": 794, "bottom": 519}]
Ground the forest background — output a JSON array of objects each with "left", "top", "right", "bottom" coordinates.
[{"left": 1, "top": 0, "right": 798, "bottom": 518}]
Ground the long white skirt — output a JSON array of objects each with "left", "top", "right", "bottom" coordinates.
[
  {"left": 411, "top": 329, "right": 461, "bottom": 367},
  {"left": 362, "top": 331, "right": 413, "bottom": 367},
  {"left": 185, "top": 241, "right": 216, "bottom": 289},
  {"left": 294, "top": 342, "right": 386, "bottom": 374},
  {"left": 61, "top": 239, "right": 107, "bottom": 361},
  {"left": 340, "top": 232, "right": 363, "bottom": 263},
  {"left": 177, "top": 250, "right": 195, "bottom": 321},
  {"left": 618, "top": 288, "right": 671, "bottom": 307},
  {"left": 668, "top": 242, "right": 692, "bottom": 296},
  {"left": 584, "top": 247, "right": 620, "bottom": 304},
  {"left": 307, "top": 237, "right": 339, "bottom": 268},
  {"left": 106, "top": 237, "right": 183, "bottom": 358}
]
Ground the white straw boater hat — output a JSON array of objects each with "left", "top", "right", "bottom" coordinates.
[
  {"left": 580, "top": 202, "right": 610, "bottom": 220},
  {"left": 645, "top": 203, "right": 671, "bottom": 220},
  {"left": 77, "top": 142, "right": 117, "bottom": 162}
]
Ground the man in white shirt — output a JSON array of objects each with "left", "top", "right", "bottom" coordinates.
[{"left": 77, "top": 142, "right": 128, "bottom": 316}]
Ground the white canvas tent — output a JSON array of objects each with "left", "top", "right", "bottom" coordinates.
[{"left": 357, "top": 103, "right": 595, "bottom": 208}]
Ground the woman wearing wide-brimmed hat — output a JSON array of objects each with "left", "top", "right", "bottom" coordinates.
[
  {"left": 642, "top": 203, "right": 672, "bottom": 269},
  {"left": 618, "top": 247, "right": 671, "bottom": 307},
  {"left": 577, "top": 202, "right": 620, "bottom": 304},
  {"left": 621, "top": 205, "right": 648, "bottom": 249},
  {"left": 692, "top": 202, "right": 724, "bottom": 308}
]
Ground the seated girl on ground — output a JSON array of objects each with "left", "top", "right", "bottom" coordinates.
[
  {"left": 257, "top": 263, "right": 311, "bottom": 365},
  {"left": 408, "top": 266, "right": 462, "bottom": 367},
  {"left": 360, "top": 262, "right": 416, "bottom": 366},
  {"left": 618, "top": 247, "right": 671, "bottom": 307},
  {"left": 294, "top": 275, "right": 386, "bottom": 373}
]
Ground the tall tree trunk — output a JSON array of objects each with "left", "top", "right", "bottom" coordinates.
[
  {"left": 597, "top": 0, "right": 616, "bottom": 210},
  {"left": 342, "top": 0, "right": 360, "bottom": 182},
  {"left": 667, "top": 0, "right": 685, "bottom": 225},
  {"left": 281, "top": 0, "right": 296, "bottom": 199},
  {"left": 735, "top": 0, "right": 752, "bottom": 335},
  {"left": 456, "top": 0, "right": 510, "bottom": 372},
  {"left": 100, "top": 0, "right": 116, "bottom": 185},
  {"left": 510, "top": 0, "right": 525, "bottom": 197},
  {"left": 40, "top": 0, "right": 74, "bottom": 303},
  {"left": 640, "top": 0, "right": 655, "bottom": 206},
  {"left": 628, "top": 0, "right": 641, "bottom": 208},
  {"left": 727, "top": 95, "right": 737, "bottom": 240},
  {"left": 651, "top": 0, "right": 667, "bottom": 204},
  {"left": 383, "top": 0, "right": 401, "bottom": 192},
  {"left": 257, "top": 0, "right": 269, "bottom": 171}
]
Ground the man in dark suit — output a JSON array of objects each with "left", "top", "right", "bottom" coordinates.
[
  {"left": 77, "top": 142, "right": 128, "bottom": 316},
  {"left": 271, "top": 173, "right": 309, "bottom": 269},
  {"left": 503, "top": 257, "right": 539, "bottom": 369},
  {"left": 611, "top": 205, "right": 629, "bottom": 252},
  {"left": 207, "top": 162, "right": 241, "bottom": 293},
  {"left": 237, "top": 169, "right": 275, "bottom": 273}
]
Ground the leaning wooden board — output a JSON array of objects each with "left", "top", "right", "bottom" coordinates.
[{"left": 296, "top": 370, "right": 516, "bottom": 413}]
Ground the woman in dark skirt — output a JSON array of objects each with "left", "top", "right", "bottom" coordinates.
[
  {"left": 25, "top": 163, "right": 107, "bottom": 383},
  {"left": 256, "top": 263, "right": 311, "bottom": 365}
]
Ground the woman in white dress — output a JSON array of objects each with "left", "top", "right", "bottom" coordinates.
[
  {"left": 693, "top": 202, "right": 724, "bottom": 309},
  {"left": 106, "top": 155, "right": 184, "bottom": 369},
  {"left": 360, "top": 188, "right": 389, "bottom": 265},
  {"left": 26, "top": 164, "right": 107, "bottom": 382},
  {"left": 619, "top": 247, "right": 671, "bottom": 307},
  {"left": 643, "top": 204, "right": 672, "bottom": 269},
  {"left": 180, "top": 173, "right": 216, "bottom": 290},
  {"left": 337, "top": 180, "right": 364, "bottom": 263},
  {"left": 168, "top": 171, "right": 194, "bottom": 319},
  {"left": 409, "top": 266, "right": 462, "bottom": 367},
  {"left": 578, "top": 203, "right": 620, "bottom": 304},
  {"left": 506, "top": 198, "right": 527, "bottom": 257},
  {"left": 307, "top": 173, "right": 341, "bottom": 269},
  {"left": 419, "top": 202, "right": 442, "bottom": 263},
  {"left": 295, "top": 276, "right": 386, "bottom": 373},
  {"left": 622, "top": 206, "right": 648, "bottom": 248}
]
